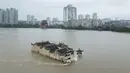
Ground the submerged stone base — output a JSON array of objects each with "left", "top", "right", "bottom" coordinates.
[{"left": 31, "top": 44, "right": 78, "bottom": 63}]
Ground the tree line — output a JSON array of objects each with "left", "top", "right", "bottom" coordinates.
[{"left": 0, "top": 24, "right": 40, "bottom": 28}]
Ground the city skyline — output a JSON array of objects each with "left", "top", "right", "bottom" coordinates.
[
  {"left": 0, "top": 0, "right": 130, "bottom": 20},
  {"left": 0, "top": 8, "right": 18, "bottom": 24}
]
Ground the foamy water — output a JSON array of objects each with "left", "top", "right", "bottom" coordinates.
[{"left": 0, "top": 59, "right": 72, "bottom": 66}]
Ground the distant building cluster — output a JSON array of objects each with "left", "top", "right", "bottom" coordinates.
[
  {"left": 18, "top": 15, "right": 40, "bottom": 25},
  {"left": 45, "top": 17, "right": 63, "bottom": 26},
  {"left": 27, "top": 15, "right": 37, "bottom": 25},
  {"left": 62, "top": 4, "right": 101, "bottom": 27},
  {"left": 62, "top": 4, "right": 130, "bottom": 28},
  {"left": 0, "top": 8, "right": 18, "bottom": 24},
  {"left": 0, "top": 4, "right": 130, "bottom": 28},
  {"left": 63, "top": 4, "right": 77, "bottom": 22},
  {"left": 45, "top": 4, "right": 77, "bottom": 26},
  {"left": 43, "top": 4, "right": 130, "bottom": 28}
]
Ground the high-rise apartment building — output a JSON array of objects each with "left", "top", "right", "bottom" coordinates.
[
  {"left": 3, "top": 8, "right": 9, "bottom": 24},
  {"left": 92, "top": 13, "right": 98, "bottom": 26},
  {"left": 63, "top": 4, "right": 77, "bottom": 22},
  {"left": 27, "top": 15, "right": 36, "bottom": 24},
  {"left": 0, "top": 8, "right": 18, "bottom": 24},
  {"left": 92, "top": 13, "right": 98, "bottom": 20},
  {"left": 0, "top": 9, "right": 4, "bottom": 24},
  {"left": 8, "top": 8, "right": 18, "bottom": 24}
]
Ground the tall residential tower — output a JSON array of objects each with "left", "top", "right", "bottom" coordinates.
[
  {"left": 27, "top": 15, "right": 36, "bottom": 24},
  {"left": 9, "top": 8, "right": 18, "bottom": 24},
  {"left": 0, "top": 9, "right": 4, "bottom": 24},
  {"left": 0, "top": 8, "right": 18, "bottom": 24},
  {"left": 92, "top": 13, "right": 99, "bottom": 26},
  {"left": 63, "top": 4, "right": 77, "bottom": 22}
]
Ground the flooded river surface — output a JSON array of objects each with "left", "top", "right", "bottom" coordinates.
[{"left": 0, "top": 28, "right": 130, "bottom": 73}]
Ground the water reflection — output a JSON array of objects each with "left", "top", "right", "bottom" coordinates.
[{"left": 63, "top": 30, "right": 78, "bottom": 49}]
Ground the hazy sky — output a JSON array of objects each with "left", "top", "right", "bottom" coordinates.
[{"left": 0, "top": 0, "right": 129, "bottom": 20}]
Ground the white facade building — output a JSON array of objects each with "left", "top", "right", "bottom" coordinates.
[
  {"left": 92, "top": 13, "right": 99, "bottom": 26},
  {"left": 14, "top": 9, "right": 18, "bottom": 24},
  {"left": 3, "top": 8, "right": 9, "bottom": 24},
  {"left": 0, "top": 8, "right": 18, "bottom": 24},
  {"left": 63, "top": 4, "right": 77, "bottom": 22},
  {"left": 31, "top": 15, "right": 34, "bottom": 23},
  {"left": 92, "top": 13, "right": 98, "bottom": 20},
  {"left": 27, "top": 15, "right": 36, "bottom": 24},
  {"left": 0, "top": 9, "right": 4, "bottom": 24},
  {"left": 9, "top": 8, "right": 14, "bottom": 24},
  {"left": 27, "top": 15, "right": 31, "bottom": 23},
  {"left": 78, "top": 14, "right": 84, "bottom": 20},
  {"left": 8, "top": 8, "right": 18, "bottom": 24}
]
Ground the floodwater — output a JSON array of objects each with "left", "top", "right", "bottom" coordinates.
[{"left": 0, "top": 28, "right": 130, "bottom": 73}]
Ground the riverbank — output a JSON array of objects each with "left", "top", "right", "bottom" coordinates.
[
  {"left": 0, "top": 24, "right": 130, "bottom": 32},
  {"left": 0, "top": 24, "right": 39, "bottom": 28},
  {"left": 48, "top": 25, "right": 130, "bottom": 32}
]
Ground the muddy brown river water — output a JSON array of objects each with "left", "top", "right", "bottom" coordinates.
[{"left": 0, "top": 28, "right": 130, "bottom": 73}]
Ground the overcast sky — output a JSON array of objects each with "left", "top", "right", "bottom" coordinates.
[{"left": 0, "top": 0, "right": 129, "bottom": 20}]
